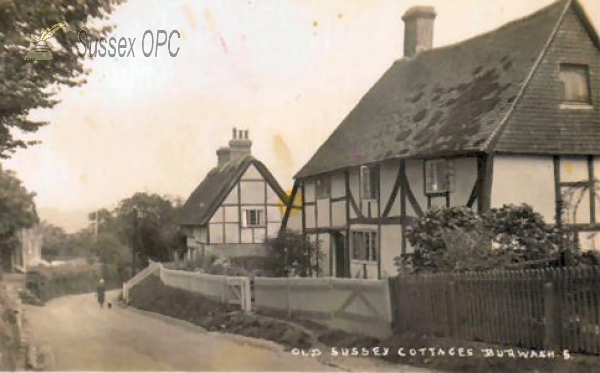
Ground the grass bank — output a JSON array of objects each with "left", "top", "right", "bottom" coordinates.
[{"left": 129, "top": 275, "right": 315, "bottom": 349}]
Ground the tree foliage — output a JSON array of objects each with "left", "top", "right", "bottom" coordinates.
[
  {"left": 92, "top": 232, "right": 130, "bottom": 281},
  {"left": 0, "top": 0, "right": 124, "bottom": 157},
  {"left": 264, "top": 230, "right": 322, "bottom": 277},
  {"left": 114, "top": 192, "right": 185, "bottom": 264},
  {"left": 0, "top": 165, "right": 38, "bottom": 265},
  {"left": 396, "top": 204, "right": 569, "bottom": 274}
]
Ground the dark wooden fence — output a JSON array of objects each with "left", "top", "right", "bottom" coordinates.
[{"left": 389, "top": 266, "right": 600, "bottom": 354}]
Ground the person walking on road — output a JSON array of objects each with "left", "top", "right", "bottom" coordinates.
[{"left": 97, "top": 279, "right": 106, "bottom": 308}]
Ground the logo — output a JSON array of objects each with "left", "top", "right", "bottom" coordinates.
[{"left": 24, "top": 22, "right": 67, "bottom": 61}]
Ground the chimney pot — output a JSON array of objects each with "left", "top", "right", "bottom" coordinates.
[
  {"left": 232, "top": 127, "right": 237, "bottom": 139},
  {"left": 402, "top": 6, "right": 436, "bottom": 58}
]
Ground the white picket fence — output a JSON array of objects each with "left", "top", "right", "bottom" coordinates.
[{"left": 254, "top": 277, "right": 393, "bottom": 338}]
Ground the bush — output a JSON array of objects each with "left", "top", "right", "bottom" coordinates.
[
  {"left": 396, "top": 204, "right": 575, "bottom": 274},
  {"left": 264, "top": 230, "right": 322, "bottom": 277},
  {"left": 26, "top": 263, "right": 121, "bottom": 302}
]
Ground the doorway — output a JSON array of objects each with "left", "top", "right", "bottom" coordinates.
[{"left": 333, "top": 231, "right": 349, "bottom": 278}]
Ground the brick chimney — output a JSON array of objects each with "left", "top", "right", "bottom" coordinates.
[
  {"left": 216, "top": 146, "right": 231, "bottom": 167},
  {"left": 402, "top": 6, "right": 436, "bottom": 58},
  {"left": 228, "top": 127, "right": 252, "bottom": 160}
]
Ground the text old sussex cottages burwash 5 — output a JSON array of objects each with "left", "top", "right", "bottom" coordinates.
[{"left": 283, "top": 0, "right": 600, "bottom": 279}]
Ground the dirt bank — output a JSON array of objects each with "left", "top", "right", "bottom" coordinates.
[{"left": 0, "top": 282, "right": 22, "bottom": 370}]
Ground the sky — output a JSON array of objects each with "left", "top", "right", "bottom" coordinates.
[{"left": 5, "top": 0, "right": 600, "bottom": 231}]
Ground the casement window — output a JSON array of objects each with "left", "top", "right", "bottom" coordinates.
[
  {"left": 351, "top": 231, "right": 378, "bottom": 262},
  {"left": 315, "top": 177, "right": 331, "bottom": 199},
  {"left": 559, "top": 64, "right": 591, "bottom": 104},
  {"left": 243, "top": 209, "right": 264, "bottom": 227},
  {"left": 424, "top": 159, "right": 455, "bottom": 195},
  {"left": 360, "top": 165, "right": 379, "bottom": 201}
]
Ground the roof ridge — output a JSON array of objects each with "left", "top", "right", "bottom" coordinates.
[
  {"left": 483, "top": 0, "right": 572, "bottom": 151},
  {"left": 390, "top": 0, "right": 570, "bottom": 67}
]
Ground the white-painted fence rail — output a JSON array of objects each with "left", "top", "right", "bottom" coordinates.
[
  {"left": 122, "top": 260, "right": 161, "bottom": 303},
  {"left": 254, "top": 277, "right": 393, "bottom": 338},
  {"left": 160, "top": 267, "right": 252, "bottom": 312},
  {"left": 124, "top": 262, "right": 392, "bottom": 338}
]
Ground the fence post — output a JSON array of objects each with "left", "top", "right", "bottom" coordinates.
[
  {"left": 221, "top": 276, "right": 227, "bottom": 304},
  {"left": 447, "top": 279, "right": 459, "bottom": 338},
  {"left": 329, "top": 278, "right": 335, "bottom": 320},
  {"left": 242, "top": 278, "right": 252, "bottom": 313},
  {"left": 387, "top": 278, "right": 396, "bottom": 332},
  {"left": 544, "top": 281, "right": 559, "bottom": 350},
  {"left": 286, "top": 277, "right": 292, "bottom": 317}
]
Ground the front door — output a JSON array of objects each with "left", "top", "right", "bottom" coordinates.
[{"left": 333, "top": 231, "right": 349, "bottom": 278}]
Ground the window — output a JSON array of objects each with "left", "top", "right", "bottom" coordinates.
[
  {"left": 243, "top": 209, "right": 264, "bottom": 227},
  {"left": 360, "top": 166, "right": 379, "bottom": 201},
  {"left": 315, "top": 177, "right": 331, "bottom": 199},
  {"left": 351, "top": 231, "right": 378, "bottom": 262},
  {"left": 425, "top": 159, "right": 455, "bottom": 195},
  {"left": 559, "top": 64, "right": 591, "bottom": 103}
]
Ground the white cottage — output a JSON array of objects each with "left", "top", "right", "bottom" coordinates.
[
  {"left": 282, "top": 0, "right": 600, "bottom": 279},
  {"left": 178, "top": 128, "right": 288, "bottom": 262}
]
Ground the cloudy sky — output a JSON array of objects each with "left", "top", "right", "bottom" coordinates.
[{"left": 5, "top": 0, "right": 600, "bottom": 230}]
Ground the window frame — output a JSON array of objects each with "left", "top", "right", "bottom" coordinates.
[
  {"left": 350, "top": 230, "right": 378, "bottom": 263},
  {"left": 559, "top": 63, "right": 592, "bottom": 105},
  {"left": 360, "top": 165, "right": 379, "bottom": 201},
  {"left": 243, "top": 209, "right": 264, "bottom": 228},
  {"left": 315, "top": 176, "right": 331, "bottom": 199},
  {"left": 424, "top": 159, "right": 456, "bottom": 196}
]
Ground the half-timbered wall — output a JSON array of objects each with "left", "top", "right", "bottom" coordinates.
[
  {"left": 492, "top": 154, "right": 600, "bottom": 250},
  {"left": 206, "top": 163, "right": 284, "bottom": 247},
  {"left": 298, "top": 156, "right": 478, "bottom": 279}
]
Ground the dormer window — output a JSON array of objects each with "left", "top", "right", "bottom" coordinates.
[{"left": 559, "top": 64, "right": 591, "bottom": 104}]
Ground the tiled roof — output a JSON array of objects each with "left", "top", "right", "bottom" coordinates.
[
  {"left": 296, "top": 0, "right": 576, "bottom": 178},
  {"left": 177, "top": 156, "right": 287, "bottom": 226}
]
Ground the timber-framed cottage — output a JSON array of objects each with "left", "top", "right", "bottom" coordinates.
[
  {"left": 178, "top": 128, "right": 288, "bottom": 262},
  {"left": 282, "top": 0, "right": 600, "bottom": 279}
]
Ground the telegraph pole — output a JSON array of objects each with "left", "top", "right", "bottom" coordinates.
[{"left": 94, "top": 210, "right": 99, "bottom": 244}]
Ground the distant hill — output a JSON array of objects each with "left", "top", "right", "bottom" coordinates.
[{"left": 37, "top": 208, "right": 92, "bottom": 233}]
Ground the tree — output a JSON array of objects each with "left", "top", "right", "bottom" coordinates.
[
  {"left": 39, "top": 221, "right": 67, "bottom": 260},
  {"left": 0, "top": 0, "right": 124, "bottom": 157},
  {"left": 0, "top": 165, "right": 38, "bottom": 268},
  {"left": 114, "top": 193, "right": 185, "bottom": 266},
  {"left": 92, "top": 232, "right": 131, "bottom": 282},
  {"left": 264, "top": 230, "right": 322, "bottom": 277}
]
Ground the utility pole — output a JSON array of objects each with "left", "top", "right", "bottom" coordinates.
[
  {"left": 94, "top": 210, "right": 99, "bottom": 244},
  {"left": 131, "top": 207, "right": 137, "bottom": 277}
]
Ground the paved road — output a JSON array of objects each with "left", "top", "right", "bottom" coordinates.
[{"left": 24, "top": 291, "right": 435, "bottom": 372}]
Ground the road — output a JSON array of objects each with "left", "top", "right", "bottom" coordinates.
[
  {"left": 24, "top": 291, "right": 341, "bottom": 371},
  {"left": 24, "top": 291, "right": 435, "bottom": 372}
]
